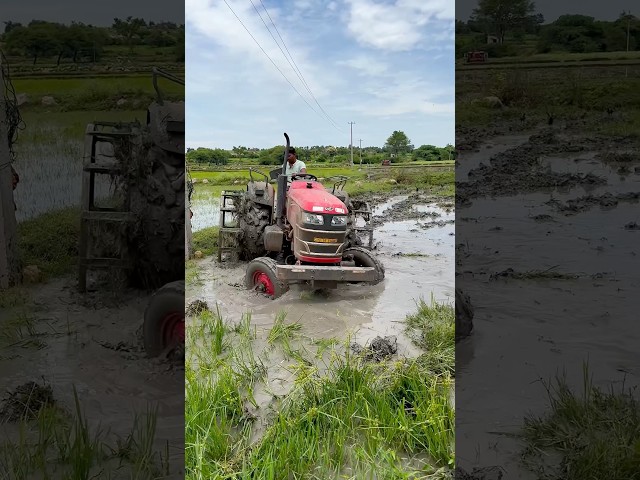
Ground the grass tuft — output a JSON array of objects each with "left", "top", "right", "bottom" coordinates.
[
  {"left": 405, "top": 296, "right": 455, "bottom": 376},
  {"left": 521, "top": 364, "right": 640, "bottom": 480},
  {"left": 16, "top": 207, "right": 80, "bottom": 277}
]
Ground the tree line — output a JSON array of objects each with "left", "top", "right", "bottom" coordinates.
[
  {"left": 456, "top": 0, "right": 639, "bottom": 56},
  {"left": 1, "top": 17, "right": 184, "bottom": 64},
  {"left": 186, "top": 131, "right": 455, "bottom": 166}
]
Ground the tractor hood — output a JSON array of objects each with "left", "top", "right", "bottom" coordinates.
[{"left": 288, "top": 181, "right": 347, "bottom": 214}]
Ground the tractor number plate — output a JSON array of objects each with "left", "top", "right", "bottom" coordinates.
[{"left": 314, "top": 237, "right": 337, "bottom": 243}]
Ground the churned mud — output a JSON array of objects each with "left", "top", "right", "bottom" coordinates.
[
  {"left": 0, "top": 276, "right": 185, "bottom": 478},
  {"left": 455, "top": 122, "right": 640, "bottom": 478},
  {"left": 189, "top": 191, "right": 454, "bottom": 342},
  {"left": 187, "top": 189, "right": 455, "bottom": 409}
]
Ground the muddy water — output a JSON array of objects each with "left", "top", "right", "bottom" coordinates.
[
  {"left": 456, "top": 133, "right": 640, "bottom": 477},
  {"left": 456, "top": 133, "right": 534, "bottom": 183},
  {"left": 0, "top": 278, "right": 184, "bottom": 477},
  {"left": 187, "top": 194, "right": 455, "bottom": 357},
  {"left": 190, "top": 188, "right": 222, "bottom": 232}
]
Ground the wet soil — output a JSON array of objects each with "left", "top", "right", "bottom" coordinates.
[
  {"left": 351, "top": 335, "right": 398, "bottom": 362},
  {"left": 456, "top": 121, "right": 640, "bottom": 477},
  {"left": 0, "top": 276, "right": 185, "bottom": 477},
  {"left": 0, "top": 381, "right": 55, "bottom": 422}
]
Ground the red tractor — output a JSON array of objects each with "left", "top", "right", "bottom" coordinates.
[
  {"left": 220, "top": 133, "right": 385, "bottom": 299},
  {"left": 464, "top": 51, "right": 488, "bottom": 64}
]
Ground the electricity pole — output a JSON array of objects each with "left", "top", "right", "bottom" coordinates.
[
  {"left": 348, "top": 121, "right": 355, "bottom": 167},
  {"left": 627, "top": 13, "right": 632, "bottom": 52},
  {"left": 358, "top": 139, "right": 363, "bottom": 165},
  {"left": 0, "top": 58, "right": 20, "bottom": 289}
]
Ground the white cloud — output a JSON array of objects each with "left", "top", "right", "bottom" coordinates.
[
  {"left": 185, "top": 0, "right": 330, "bottom": 97},
  {"left": 337, "top": 55, "right": 389, "bottom": 76},
  {"left": 344, "top": 0, "right": 454, "bottom": 51},
  {"left": 185, "top": 0, "right": 454, "bottom": 148}
]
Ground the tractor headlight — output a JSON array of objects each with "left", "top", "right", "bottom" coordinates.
[
  {"left": 303, "top": 212, "right": 324, "bottom": 225},
  {"left": 331, "top": 215, "right": 347, "bottom": 226}
]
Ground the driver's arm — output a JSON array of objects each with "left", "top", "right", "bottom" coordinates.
[{"left": 300, "top": 167, "right": 307, "bottom": 174}]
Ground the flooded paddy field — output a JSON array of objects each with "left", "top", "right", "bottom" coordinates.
[
  {"left": 455, "top": 125, "right": 640, "bottom": 479},
  {"left": 185, "top": 176, "right": 456, "bottom": 477}
]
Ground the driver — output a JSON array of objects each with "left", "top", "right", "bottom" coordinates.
[{"left": 284, "top": 147, "right": 307, "bottom": 181}]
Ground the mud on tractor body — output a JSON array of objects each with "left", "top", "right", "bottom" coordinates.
[
  {"left": 79, "top": 67, "right": 185, "bottom": 357},
  {"left": 219, "top": 133, "right": 385, "bottom": 299}
]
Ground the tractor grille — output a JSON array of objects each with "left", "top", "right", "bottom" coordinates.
[{"left": 294, "top": 225, "right": 346, "bottom": 259}]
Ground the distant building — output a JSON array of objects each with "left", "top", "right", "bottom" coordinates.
[{"left": 486, "top": 35, "right": 499, "bottom": 44}]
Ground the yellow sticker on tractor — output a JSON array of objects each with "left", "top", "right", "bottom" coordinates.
[{"left": 314, "top": 237, "right": 337, "bottom": 243}]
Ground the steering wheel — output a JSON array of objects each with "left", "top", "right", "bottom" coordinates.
[{"left": 291, "top": 173, "right": 318, "bottom": 182}]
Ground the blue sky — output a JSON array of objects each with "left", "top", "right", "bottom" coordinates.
[{"left": 186, "top": 0, "right": 454, "bottom": 150}]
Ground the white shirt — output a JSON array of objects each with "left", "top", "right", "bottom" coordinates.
[{"left": 284, "top": 159, "right": 306, "bottom": 180}]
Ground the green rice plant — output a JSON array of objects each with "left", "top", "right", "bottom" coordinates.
[
  {"left": 184, "top": 302, "right": 455, "bottom": 479},
  {"left": 267, "top": 311, "right": 302, "bottom": 346},
  {"left": 405, "top": 296, "right": 455, "bottom": 376},
  {"left": 113, "top": 404, "right": 160, "bottom": 477},
  {"left": 521, "top": 363, "right": 640, "bottom": 480}
]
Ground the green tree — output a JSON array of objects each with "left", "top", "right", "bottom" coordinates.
[
  {"left": 4, "top": 23, "right": 60, "bottom": 64},
  {"left": 3, "top": 21, "right": 22, "bottom": 34},
  {"left": 112, "top": 16, "right": 146, "bottom": 53},
  {"left": 413, "top": 144, "right": 441, "bottom": 162},
  {"left": 472, "top": 0, "right": 536, "bottom": 44},
  {"left": 385, "top": 130, "right": 411, "bottom": 157},
  {"left": 186, "top": 147, "right": 228, "bottom": 165}
]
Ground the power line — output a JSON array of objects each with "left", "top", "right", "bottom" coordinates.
[
  {"left": 221, "top": 0, "right": 331, "bottom": 127},
  {"left": 256, "top": 0, "right": 342, "bottom": 131}
]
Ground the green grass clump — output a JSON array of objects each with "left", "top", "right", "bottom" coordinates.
[
  {"left": 521, "top": 365, "right": 640, "bottom": 480},
  {"left": 192, "top": 226, "right": 219, "bottom": 257},
  {"left": 185, "top": 301, "right": 455, "bottom": 479},
  {"left": 405, "top": 296, "right": 455, "bottom": 376},
  {"left": 17, "top": 207, "right": 80, "bottom": 277},
  {"left": 0, "top": 386, "right": 166, "bottom": 478}
]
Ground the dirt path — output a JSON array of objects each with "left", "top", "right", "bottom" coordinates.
[
  {"left": 455, "top": 125, "right": 640, "bottom": 478},
  {"left": 0, "top": 276, "right": 184, "bottom": 478}
]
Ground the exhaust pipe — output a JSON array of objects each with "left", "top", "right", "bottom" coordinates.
[{"left": 276, "top": 132, "right": 290, "bottom": 228}]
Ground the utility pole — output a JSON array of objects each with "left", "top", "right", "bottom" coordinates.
[
  {"left": 0, "top": 58, "right": 20, "bottom": 289},
  {"left": 627, "top": 13, "right": 631, "bottom": 52},
  {"left": 348, "top": 121, "right": 355, "bottom": 167},
  {"left": 358, "top": 139, "right": 363, "bottom": 166}
]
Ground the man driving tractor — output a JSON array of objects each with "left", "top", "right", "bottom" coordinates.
[{"left": 284, "top": 147, "right": 306, "bottom": 180}]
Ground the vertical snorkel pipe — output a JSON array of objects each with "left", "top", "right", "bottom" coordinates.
[{"left": 276, "top": 132, "right": 290, "bottom": 228}]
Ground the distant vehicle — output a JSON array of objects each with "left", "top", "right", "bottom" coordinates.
[
  {"left": 465, "top": 51, "right": 488, "bottom": 64},
  {"left": 381, "top": 159, "right": 391, "bottom": 166}
]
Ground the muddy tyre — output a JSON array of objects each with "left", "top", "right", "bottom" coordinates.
[
  {"left": 143, "top": 280, "right": 185, "bottom": 357},
  {"left": 343, "top": 247, "right": 385, "bottom": 285},
  {"left": 343, "top": 199, "right": 363, "bottom": 248},
  {"left": 237, "top": 197, "right": 272, "bottom": 260},
  {"left": 245, "top": 257, "right": 289, "bottom": 299}
]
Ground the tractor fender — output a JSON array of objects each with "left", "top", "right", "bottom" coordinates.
[{"left": 246, "top": 181, "right": 275, "bottom": 208}]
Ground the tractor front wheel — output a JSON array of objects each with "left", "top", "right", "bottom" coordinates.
[
  {"left": 143, "top": 280, "right": 185, "bottom": 357},
  {"left": 343, "top": 247, "right": 385, "bottom": 285},
  {"left": 245, "top": 257, "right": 289, "bottom": 299}
]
